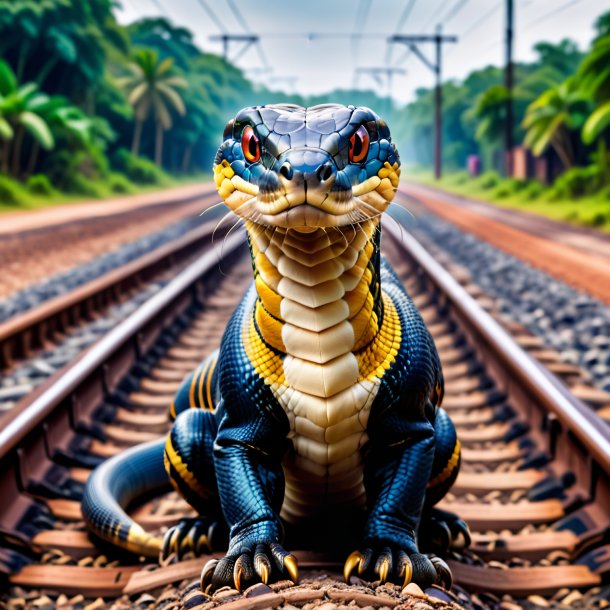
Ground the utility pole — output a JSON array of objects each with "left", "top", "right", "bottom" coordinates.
[
  {"left": 210, "top": 34, "right": 259, "bottom": 62},
  {"left": 434, "top": 25, "right": 443, "bottom": 182},
  {"left": 505, "top": 0, "right": 514, "bottom": 177},
  {"left": 389, "top": 29, "right": 457, "bottom": 180}
]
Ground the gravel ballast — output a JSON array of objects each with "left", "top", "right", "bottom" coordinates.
[{"left": 402, "top": 211, "right": 610, "bottom": 394}]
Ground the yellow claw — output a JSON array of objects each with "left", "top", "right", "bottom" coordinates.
[
  {"left": 200, "top": 558, "right": 218, "bottom": 593},
  {"left": 259, "top": 562, "right": 269, "bottom": 585},
  {"left": 234, "top": 564, "right": 244, "bottom": 592},
  {"left": 195, "top": 535, "right": 209, "bottom": 555},
  {"left": 378, "top": 558, "right": 390, "bottom": 584},
  {"left": 402, "top": 557, "right": 413, "bottom": 589},
  {"left": 284, "top": 554, "right": 299, "bottom": 583},
  {"left": 344, "top": 551, "right": 364, "bottom": 583}
]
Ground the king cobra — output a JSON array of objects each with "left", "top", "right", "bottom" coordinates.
[{"left": 82, "top": 103, "right": 470, "bottom": 593}]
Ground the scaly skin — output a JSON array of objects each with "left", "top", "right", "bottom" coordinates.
[{"left": 82, "top": 104, "right": 470, "bottom": 594}]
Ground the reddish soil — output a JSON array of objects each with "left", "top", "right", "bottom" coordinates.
[
  {"left": 400, "top": 183, "right": 610, "bottom": 305},
  {"left": 0, "top": 184, "right": 218, "bottom": 299}
]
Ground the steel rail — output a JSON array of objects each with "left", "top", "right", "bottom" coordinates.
[
  {"left": 384, "top": 216, "right": 610, "bottom": 475},
  {"left": 0, "top": 196, "right": 225, "bottom": 368},
  {"left": 0, "top": 230, "right": 245, "bottom": 460}
]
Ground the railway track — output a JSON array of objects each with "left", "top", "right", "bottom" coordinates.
[
  {"left": 0, "top": 185, "right": 217, "bottom": 305},
  {"left": 0, "top": 197, "right": 229, "bottom": 412},
  {"left": 0, "top": 215, "right": 609, "bottom": 610},
  {"left": 395, "top": 190, "right": 610, "bottom": 426},
  {"left": 0, "top": 189, "right": 224, "bottom": 369}
]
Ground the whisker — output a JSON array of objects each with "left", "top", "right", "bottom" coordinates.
[
  {"left": 217, "top": 217, "right": 247, "bottom": 277},
  {"left": 212, "top": 210, "right": 238, "bottom": 246},
  {"left": 199, "top": 200, "right": 226, "bottom": 218}
]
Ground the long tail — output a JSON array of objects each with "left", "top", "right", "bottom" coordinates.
[{"left": 82, "top": 437, "right": 168, "bottom": 558}]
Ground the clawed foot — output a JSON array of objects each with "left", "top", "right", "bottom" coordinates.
[
  {"left": 201, "top": 542, "right": 298, "bottom": 593},
  {"left": 418, "top": 508, "right": 471, "bottom": 552},
  {"left": 344, "top": 545, "right": 452, "bottom": 590},
  {"left": 161, "top": 517, "right": 224, "bottom": 560}
]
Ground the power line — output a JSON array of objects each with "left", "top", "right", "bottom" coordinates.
[
  {"left": 523, "top": 0, "right": 582, "bottom": 31},
  {"left": 149, "top": 0, "right": 170, "bottom": 17},
  {"left": 460, "top": 0, "right": 503, "bottom": 36},
  {"left": 353, "top": 0, "right": 368, "bottom": 30},
  {"left": 191, "top": 0, "right": 227, "bottom": 32},
  {"left": 250, "top": 32, "right": 390, "bottom": 39},
  {"left": 227, "top": 0, "right": 250, "bottom": 32},
  {"left": 421, "top": 0, "right": 446, "bottom": 33},
  {"left": 352, "top": 0, "right": 372, "bottom": 63},
  {"left": 439, "top": 0, "right": 471, "bottom": 25},
  {"left": 395, "top": 0, "right": 419, "bottom": 33},
  {"left": 394, "top": 0, "right": 447, "bottom": 69},
  {"left": 386, "top": 0, "right": 418, "bottom": 65}
]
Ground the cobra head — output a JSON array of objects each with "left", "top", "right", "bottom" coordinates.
[{"left": 214, "top": 103, "right": 400, "bottom": 231}]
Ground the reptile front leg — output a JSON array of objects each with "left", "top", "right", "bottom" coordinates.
[
  {"left": 346, "top": 398, "right": 451, "bottom": 589},
  {"left": 201, "top": 399, "right": 297, "bottom": 592}
]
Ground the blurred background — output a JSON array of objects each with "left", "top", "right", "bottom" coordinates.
[{"left": 0, "top": 0, "right": 609, "bottom": 230}]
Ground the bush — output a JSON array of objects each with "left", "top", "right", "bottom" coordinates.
[
  {"left": 552, "top": 165, "right": 602, "bottom": 199},
  {"left": 597, "top": 185, "right": 610, "bottom": 201},
  {"left": 107, "top": 172, "right": 136, "bottom": 195},
  {"left": 493, "top": 185, "right": 513, "bottom": 199},
  {"left": 507, "top": 178, "right": 531, "bottom": 193},
  {"left": 44, "top": 147, "right": 110, "bottom": 191},
  {"left": 26, "top": 174, "right": 57, "bottom": 197},
  {"left": 475, "top": 171, "right": 501, "bottom": 190},
  {"left": 588, "top": 212, "right": 608, "bottom": 227},
  {"left": 64, "top": 174, "right": 108, "bottom": 198},
  {"left": 445, "top": 171, "right": 470, "bottom": 186},
  {"left": 522, "top": 181, "right": 544, "bottom": 201},
  {"left": 111, "top": 149, "right": 168, "bottom": 185},
  {"left": 0, "top": 174, "right": 27, "bottom": 205}
]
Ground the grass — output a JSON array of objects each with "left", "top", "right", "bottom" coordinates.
[
  {"left": 406, "top": 168, "right": 610, "bottom": 232},
  {"left": 0, "top": 171, "right": 213, "bottom": 214}
]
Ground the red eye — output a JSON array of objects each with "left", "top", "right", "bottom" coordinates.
[
  {"left": 349, "top": 125, "right": 370, "bottom": 163},
  {"left": 242, "top": 126, "right": 261, "bottom": 163}
]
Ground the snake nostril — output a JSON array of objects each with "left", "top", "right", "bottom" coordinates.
[
  {"left": 279, "top": 162, "right": 294, "bottom": 180},
  {"left": 316, "top": 162, "right": 334, "bottom": 182}
]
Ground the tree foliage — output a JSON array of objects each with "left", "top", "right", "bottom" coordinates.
[
  {"left": 0, "top": 1, "right": 609, "bottom": 195},
  {"left": 523, "top": 78, "right": 591, "bottom": 168}
]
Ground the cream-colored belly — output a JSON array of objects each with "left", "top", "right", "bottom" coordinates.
[
  {"left": 247, "top": 222, "right": 383, "bottom": 522},
  {"left": 274, "top": 379, "right": 380, "bottom": 522}
]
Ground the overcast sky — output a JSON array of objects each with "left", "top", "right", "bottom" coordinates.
[{"left": 116, "top": 0, "right": 607, "bottom": 104}]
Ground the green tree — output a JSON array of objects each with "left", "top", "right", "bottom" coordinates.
[
  {"left": 579, "top": 35, "right": 610, "bottom": 145},
  {"left": 118, "top": 49, "right": 187, "bottom": 166},
  {"left": 469, "top": 85, "right": 509, "bottom": 150},
  {"left": 593, "top": 9, "right": 610, "bottom": 40},
  {"left": 0, "top": 60, "right": 54, "bottom": 176},
  {"left": 26, "top": 95, "right": 100, "bottom": 177},
  {"left": 0, "top": 0, "right": 117, "bottom": 107},
  {"left": 532, "top": 39, "right": 583, "bottom": 81},
  {"left": 523, "top": 77, "right": 590, "bottom": 169},
  {"left": 127, "top": 18, "right": 200, "bottom": 71}
]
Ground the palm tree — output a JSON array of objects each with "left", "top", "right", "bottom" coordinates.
[
  {"left": 0, "top": 60, "right": 54, "bottom": 176},
  {"left": 118, "top": 49, "right": 187, "bottom": 166},
  {"left": 522, "top": 77, "right": 590, "bottom": 169},
  {"left": 579, "top": 35, "right": 610, "bottom": 145},
  {"left": 470, "top": 85, "right": 509, "bottom": 149},
  {"left": 25, "top": 95, "right": 97, "bottom": 177}
]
